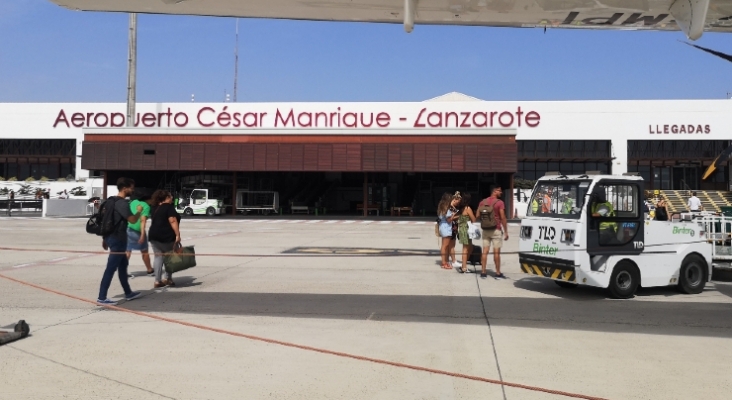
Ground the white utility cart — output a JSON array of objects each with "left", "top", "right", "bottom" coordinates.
[{"left": 518, "top": 173, "right": 715, "bottom": 299}]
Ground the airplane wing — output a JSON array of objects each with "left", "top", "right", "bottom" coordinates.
[{"left": 49, "top": 0, "right": 732, "bottom": 40}]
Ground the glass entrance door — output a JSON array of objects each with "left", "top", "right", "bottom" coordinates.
[
  {"left": 652, "top": 166, "right": 671, "bottom": 190},
  {"left": 672, "top": 166, "right": 699, "bottom": 190}
]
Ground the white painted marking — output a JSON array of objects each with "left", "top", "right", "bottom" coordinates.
[
  {"left": 343, "top": 221, "right": 356, "bottom": 224},
  {"left": 12, "top": 263, "right": 33, "bottom": 269},
  {"left": 49, "top": 257, "right": 68, "bottom": 262},
  {"left": 379, "top": 221, "right": 392, "bottom": 224},
  {"left": 415, "top": 222, "right": 427, "bottom": 224},
  {"left": 361, "top": 221, "right": 374, "bottom": 224},
  {"left": 306, "top": 220, "right": 321, "bottom": 224},
  {"left": 397, "top": 221, "right": 408, "bottom": 224},
  {"left": 324, "top": 221, "right": 338, "bottom": 224},
  {"left": 287, "top": 220, "right": 302, "bottom": 224}
]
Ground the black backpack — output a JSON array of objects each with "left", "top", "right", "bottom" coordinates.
[{"left": 86, "top": 197, "right": 120, "bottom": 236}]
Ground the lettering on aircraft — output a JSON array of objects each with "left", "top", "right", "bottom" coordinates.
[
  {"left": 559, "top": 12, "right": 671, "bottom": 27},
  {"left": 52, "top": 107, "right": 542, "bottom": 129}
]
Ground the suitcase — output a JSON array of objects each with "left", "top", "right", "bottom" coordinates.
[{"left": 468, "top": 245, "right": 482, "bottom": 266}]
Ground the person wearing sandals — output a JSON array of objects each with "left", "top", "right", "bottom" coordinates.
[
  {"left": 148, "top": 190, "right": 182, "bottom": 288},
  {"left": 456, "top": 193, "right": 477, "bottom": 274},
  {"left": 437, "top": 193, "right": 461, "bottom": 270}
]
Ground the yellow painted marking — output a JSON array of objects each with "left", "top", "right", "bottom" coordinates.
[
  {"left": 532, "top": 265, "right": 543, "bottom": 276},
  {"left": 551, "top": 269, "right": 562, "bottom": 279},
  {"left": 521, "top": 263, "right": 530, "bottom": 273},
  {"left": 563, "top": 271, "right": 573, "bottom": 281}
]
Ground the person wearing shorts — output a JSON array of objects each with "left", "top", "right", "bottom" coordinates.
[
  {"left": 126, "top": 194, "right": 154, "bottom": 276},
  {"left": 479, "top": 186, "right": 509, "bottom": 279},
  {"left": 437, "top": 193, "right": 461, "bottom": 270}
]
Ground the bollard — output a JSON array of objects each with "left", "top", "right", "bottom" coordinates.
[{"left": 315, "top": 208, "right": 319, "bottom": 216}]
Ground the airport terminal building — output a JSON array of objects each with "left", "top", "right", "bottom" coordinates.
[{"left": 1, "top": 93, "right": 730, "bottom": 215}]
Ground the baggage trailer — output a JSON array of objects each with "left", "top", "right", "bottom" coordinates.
[
  {"left": 236, "top": 190, "right": 279, "bottom": 215},
  {"left": 518, "top": 174, "right": 713, "bottom": 298},
  {"left": 699, "top": 214, "right": 732, "bottom": 271}
]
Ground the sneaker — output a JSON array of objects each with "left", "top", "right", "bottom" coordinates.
[
  {"left": 452, "top": 261, "right": 462, "bottom": 268},
  {"left": 480, "top": 273, "right": 488, "bottom": 279},
  {"left": 125, "top": 291, "right": 142, "bottom": 301},
  {"left": 97, "top": 298, "right": 118, "bottom": 306},
  {"left": 127, "top": 274, "right": 135, "bottom": 279},
  {"left": 494, "top": 273, "right": 508, "bottom": 280}
]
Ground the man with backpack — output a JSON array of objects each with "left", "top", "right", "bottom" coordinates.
[
  {"left": 477, "top": 186, "right": 509, "bottom": 279},
  {"left": 96, "top": 177, "right": 145, "bottom": 306}
]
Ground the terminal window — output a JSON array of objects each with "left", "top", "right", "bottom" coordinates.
[
  {"left": 0, "top": 139, "right": 76, "bottom": 180},
  {"left": 517, "top": 140, "right": 611, "bottom": 180}
]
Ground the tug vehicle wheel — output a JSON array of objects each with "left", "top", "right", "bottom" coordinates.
[
  {"left": 678, "top": 254, "right": 707, "bottom": 294},
  {"left": 608, "top": 261, "right": 640, "bottom": 299}
]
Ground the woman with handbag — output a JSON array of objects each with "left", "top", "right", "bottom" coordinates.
[
  {"left": 148, "top": 190, "right": 182, "bottom": 288},
  {"left": 437, "top": 192, "right": 461, "bottom": 270},
  {"left": 456, "top": 193, "right": 477, "bottom": 274}
]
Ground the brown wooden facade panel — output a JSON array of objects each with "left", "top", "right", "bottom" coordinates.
[
  {"left": 388, "top": 144, "right": 401, "bottom": 171},
  {"left": 253, "top": 144, "right": 267, "bottom": 170},
  {"left": 154, "top": 144, "right": 167, "bottom": 170},
  {"left": 83, "top": 138, "right": 516, "bottom": 173},
  {"left": 374, "top": 144, "right": 388, "bottom": 171},
  {"left": 362, "top": 144, "right": 375, "bottom": 171},
  {"left": 167, "top": 144, "right": 180, "bottom": 170},
  {"left": 318, "top": 144, "right": 332, "bottom": 171},
  {"left": 266, "top": 144, "right": 279, "bottom": 171},
  {"left": 85, "top": 134, "right": 513, "bottom": 145},
  {"left": 413, "top": 144, "right": 426, "bottom": 172},
  {"left": 332, "top": 144, "right": 348, "bottom": 171},
  {"left": 303, "top": 144, "right": 318, "bottom": 171},
  {"left": 452, "top": 144, "right": 465, "bottom": 172},
  {"left": 346, "top": 144, "right": 361, "bottom": 171},
  {"left": 240, "top": 144, "right": 254, "bottom": 170},
  {"left": 279, "top": 144, "right": 292, "bottom": 171}
]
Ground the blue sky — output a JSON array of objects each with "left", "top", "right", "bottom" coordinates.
[{"left": 0, "top": 0, "right": 730, "bottom": 103}]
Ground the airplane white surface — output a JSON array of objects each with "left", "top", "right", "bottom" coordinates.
[{"left": 49, "top": 0, "right": 732, "bottom": 40}]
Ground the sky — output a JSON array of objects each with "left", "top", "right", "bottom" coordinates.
[{"left": 0, "top": 0, "right": 731, "bottom": 103}]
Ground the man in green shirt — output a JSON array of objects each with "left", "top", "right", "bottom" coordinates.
[{"left": 126, "top": 194, "right": 155, "bottom": 276}]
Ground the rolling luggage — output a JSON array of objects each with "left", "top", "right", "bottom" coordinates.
[{"left": 468, "top": 245, "right": 482, "bottom": 266}]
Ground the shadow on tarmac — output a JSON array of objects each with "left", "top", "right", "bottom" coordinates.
[{"left": 121, "top": 278, "right": 732, "bottom": 338}]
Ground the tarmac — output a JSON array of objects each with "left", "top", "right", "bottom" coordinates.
[{"left": 1, "top": 216, "right": 732, "bottom": 400}]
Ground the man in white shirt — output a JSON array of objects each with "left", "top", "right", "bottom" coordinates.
[{"left": 687, "top": 192, "right": 702, "bottom": 213}]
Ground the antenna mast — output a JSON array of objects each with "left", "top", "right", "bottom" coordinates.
[{"left": 233, "top": 18, "right": 239, "bottom": 102}]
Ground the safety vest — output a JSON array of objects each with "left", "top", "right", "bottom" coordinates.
[
  {"left": 562, "top": 199, "right": 573, "bottom": 214},
  {"left": 592, "top": 202, "right": 617, "bottom": 232},
  {"left": 531, "top": 199, "right": 539, "bottom": 213}
]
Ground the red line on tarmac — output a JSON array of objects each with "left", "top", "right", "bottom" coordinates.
[
  {"left": 0, "top": 231, "right": 241, "bottom": 271},
  {"left": 0, "top": 272, "right": 608, "bottom": 400}
]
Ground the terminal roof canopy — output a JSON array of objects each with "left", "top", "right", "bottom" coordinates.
[{"left": 49, "top": 0, "right": 732, "bottom": 39}]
